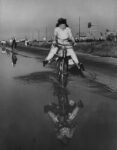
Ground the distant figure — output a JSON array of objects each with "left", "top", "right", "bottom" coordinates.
[
  {"left": 11, "top": 37, "right": 17, "bottom": 51},
  {"left": 25, "top": 40, "right": 29, "bottom": 46},
  {"left": 1, "top": 41, "right": 6, "bottom": 53}
]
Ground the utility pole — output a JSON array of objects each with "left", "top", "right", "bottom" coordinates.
[
  {"left": 38, "top": 30, "right": 40, "bottom": 41},
  {"left": 79, "top": 17, "right": 81, "bottom": 41},
  {"left": 32, "top": 32, "right": 33, "bottom": 41},
  {"left": 45, "top": 26, "right": 47, "bottom": 42}
]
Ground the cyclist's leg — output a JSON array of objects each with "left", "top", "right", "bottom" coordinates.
[
  {"left": 67, "top": 48, "right": 79, "bottom": 64},
  {"left": 46, "top": 45, "right": 58, "bottom": 61},
  {"left": 67, "top": 48, "right": 81, "bottom": 70}
]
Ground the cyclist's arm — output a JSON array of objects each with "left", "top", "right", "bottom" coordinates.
[
  {"left": 68, "top": 28, "right": 75, "bottom": 44},
  {"left": 53, "top": 28, "right": 58, "bottom": 45}
]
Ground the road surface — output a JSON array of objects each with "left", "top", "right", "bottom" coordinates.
[{"left": 0, "top": 47, "right": 117, "bottom": 150}]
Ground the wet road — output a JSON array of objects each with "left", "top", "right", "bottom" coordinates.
[{"left": 0, "top": 47, "right": 117, "bottom": 150}]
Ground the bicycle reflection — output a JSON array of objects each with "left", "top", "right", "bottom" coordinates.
[{"left": 44, "top": 76, "right": 83, "bottom": 144}]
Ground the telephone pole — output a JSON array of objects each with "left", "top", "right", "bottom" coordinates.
[
  {"left": 79, "top": 17, "right": 81, "bottom": 41},
  {"left": 38, "top": 30, "right": 40, "bottom": 41},
  {"left": 32, "top": 32, "right": 34, "bottom": 41},
  {"left": 45, "top": 26, "right": 47, "bottom": 42}
]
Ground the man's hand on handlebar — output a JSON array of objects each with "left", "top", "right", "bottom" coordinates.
[
  {"left": 73, "top": 42, "right": 77, "bottom": 46},
  {"left": 70, "top": 41, "right": 77, "bottom": 46},
  {"left": 52, "top": 41, "right": 57, "bottom": 47}
]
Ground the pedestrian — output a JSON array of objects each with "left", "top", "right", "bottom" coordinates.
[{"left": 11, "top": 37, "right": 17, "bottom": 51}]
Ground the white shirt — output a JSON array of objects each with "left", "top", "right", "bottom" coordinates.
[{"left": 54, "top": 27, "right": 74, "bottom": 44}]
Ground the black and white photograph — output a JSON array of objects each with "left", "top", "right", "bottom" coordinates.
[{"left": 0, "top": 0, "right": 117, "bottom": 149}]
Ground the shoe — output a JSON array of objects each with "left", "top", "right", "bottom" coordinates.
[
  {"left": 77, "top": 63, "right": 85, "bottom": 71},
  {"left": 80, "top": 63, "right": 85, "bottom": 71},
  {"left": 43, "top": 60, "right": 48, "bottom": 66},
  {"left": 77, "top": 63, "right": 81, "bottom": 70}
]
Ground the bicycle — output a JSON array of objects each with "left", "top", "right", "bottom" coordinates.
[{"left": 53, "top": 43, "right": 84, "bottom": 85}]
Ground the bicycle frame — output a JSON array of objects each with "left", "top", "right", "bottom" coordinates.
[{"left": 55, "top": 43, "right": 73, "bottom": 84}]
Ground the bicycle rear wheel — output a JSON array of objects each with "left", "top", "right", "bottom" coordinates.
[{"left": 57, "top": 59, "right": 68, "bottom": 87}]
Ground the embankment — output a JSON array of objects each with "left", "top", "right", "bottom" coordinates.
[{"left": 13, "top": 41, "right": 117, "bottom": 58}]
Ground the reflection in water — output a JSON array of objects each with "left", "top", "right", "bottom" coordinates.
[
  {"left": 15, "top": 68, "right": 84, "bottom": 144},
  {"left": 1, "top": 47, "right": 18, "bottom": 67},
  {"left": 15, "top": 71, "right": 56, "bottom": 84},
  {"left": 1, "top": 47, "right": 18, "bottom": 66},
  {"left": 1, "top": 44, "right": 6, "bottom": 54},
  {"left": 6, "top": 48, "right": 11, "bottom": 55},
  {"left": 12, "top": 52, "right": 18, "bottom": 67},
  {"left": 44, "top": 76, "right": 84, "bottom": 144}
]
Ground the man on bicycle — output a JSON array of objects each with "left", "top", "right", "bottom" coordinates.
[{"left": 43, "top": 18, "right": 81, "bottom": 70}]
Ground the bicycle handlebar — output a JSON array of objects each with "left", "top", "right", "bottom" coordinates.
[
  {"left": 53, "top": 42, "right": 73, "bottom": 47},
  {"left": 57, "top": 43, "right": 73, "bottom": 46}
]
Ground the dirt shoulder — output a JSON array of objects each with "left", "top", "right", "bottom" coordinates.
[{"left": 74, "top": 41, "right": 117, "bottom": 58}]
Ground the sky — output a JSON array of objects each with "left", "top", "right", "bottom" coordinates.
[{"left": 0, "top": 0, "right": 117, "bottom": 40}]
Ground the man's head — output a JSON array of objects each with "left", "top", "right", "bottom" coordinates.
[{"left": 56, "top": 18, "right": 68, "bottom": 29}]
